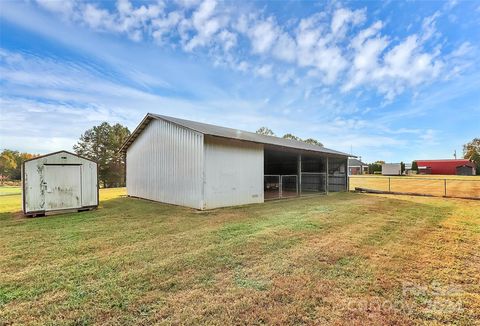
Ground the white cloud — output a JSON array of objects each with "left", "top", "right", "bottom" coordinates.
[
  {"left": 254, "top": 64, "right": 273, "bottom": 78},
  {"left": 450, "top": 42, "right": 474, "bottom": 58},
  {"left": 343, "top": 17, "right": 452, "bottom": 100},
  {"left": 295, "top": 14, "right": 347, "bottom": 84},
  {"left": 273, "top": 33, "right": 296, "bottom": 62},
  {"left": 420, "top": 11, "right": 440, "bottom": 42},
  {"left": 82, "top": 3, "right": 115, "bottom": 30},
  {"left": 36, "top": 0, "right": 77, "bottom": 16},
  {"left": 331, "top": 7, "right": 366, "bottom": 37},
  {"left": 217, "top": 30, "right": 237, "bottom": 51},
  {"left": 184, "top": 0, "right": 223, "bottom": 50},
  {"left": 152, "top": 11, "right": 183, "bottom": 43},
  {"left": 30, "top": 0, "right": 474, "bottom": 100},
  {"left": 248, "top": 17, "right": 279, "bottom": 54},
  {"left": 276, "top": 68, "right": 297, "bottom": 85}
]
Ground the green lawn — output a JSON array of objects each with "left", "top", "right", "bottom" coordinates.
[
  {"left": 0, "top": 186, "right": 21, "bottom": 196},
  {"left": 1, "top": 189, "right": 479, "bottom": 324}
]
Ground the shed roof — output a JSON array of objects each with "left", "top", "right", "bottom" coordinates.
[
  {"left": 23, "top": 150, "right": 96, "bottom": 164},
  {"left": 120, "top": 113, "right": 351, "bottom": 157},
  {"left": 348, "top": 158, "right": 367, "bottom": 166}
]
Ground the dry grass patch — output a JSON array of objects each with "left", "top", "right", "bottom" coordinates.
[{"left": 349, "top": 175, "right": 480, "bottom": 198}]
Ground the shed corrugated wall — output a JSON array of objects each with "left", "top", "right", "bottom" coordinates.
[
  {"left": 126, "top": 119, "right": 204, "bottom": 209},
  {"left": 204, "top": 136, "right": 264, "bottom": 209},
  {"left": 382, "top": 163, "right": 402, "bottom": 175},
  {"left": 23, "top": 152, "right": 98, "bottom": 213}
]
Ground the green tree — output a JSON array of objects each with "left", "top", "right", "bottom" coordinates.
[
  {"left": 0, "top": 150, "right": 17, "bottom": 181},
  {"left": 256, "top": 127, "right": 324, "bottom": 146},
  {"left": 0, "top": 150, "right": 38, "bottom": 182},
  {"left": 282, "top": 133, "right": 301, "bottom": 141},
  {"left": 73, "top": 122, "right": 131, "bottom": 188},
  {"left": 256, "top": 127, "right": 275, "bottom": 136},
  {"left": 464, "top": 138, "right": 480, "bottom": 175},
  {"left": 411, "top": 161, "right": 418, "bottom": 171},
  {"left": 368, "top": 161, "right": 384, "bottom": 174},
  {"left": 303, "top": 138, "right": 323, "bottom": 147}
]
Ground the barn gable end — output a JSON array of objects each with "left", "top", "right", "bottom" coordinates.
[{"left": 126, "top": 118, "right": 205, "bottom": 209}]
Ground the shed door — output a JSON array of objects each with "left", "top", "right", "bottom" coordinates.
[{"left": 44, "top": 165, "right": 82, "bottom": 210}]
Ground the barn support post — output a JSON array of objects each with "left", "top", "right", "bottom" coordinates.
[
  {"left": 326, "top": 156, "right": 329, "bottom": 194},
  {"left": 297, "top": 154, "right": 302, "bottom": 196},
  {"left": 345, "top": 158, "right": 349, "bottom": 192},
  {"left": 279, "top": 175, "right": 282, "bottom": 198}
]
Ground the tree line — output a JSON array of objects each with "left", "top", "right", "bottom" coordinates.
[
  {"left": 0, "top": 122, "right": 130, "bottom": 187},
  {"left": 256, "top": 127, "right": 323, "bottom": 146},
  {"left": 0, "top": 150, "right": 39, "bottom": 182},
  {"left": 1, "top": 129, "right": 479, "bottom": 186}
]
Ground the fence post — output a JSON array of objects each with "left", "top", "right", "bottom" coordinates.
[
  {"left": 444, "top": 179, "right": 447, "bottom": 197},
  {"left": 388, "top": 177, "right": 391, "bottom": 192},
  {"left": 298, "top": 154, "right": 302, "bottom": 196}
]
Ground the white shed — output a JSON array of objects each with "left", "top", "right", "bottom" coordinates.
[
  {"left": 382, "top": 163, "right": 402, "bottom": 176},
  {"left": 22, "top": 150, "right": 98, "bottom": 216},
  {"left": 121, "top": 113, "right": 351, "bottom": 210}
]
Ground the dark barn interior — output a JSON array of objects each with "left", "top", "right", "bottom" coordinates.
[{"left": 264, "top": 146, "right": 347, "bottom": 200}]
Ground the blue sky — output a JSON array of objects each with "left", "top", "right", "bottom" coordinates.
[{"left": 0, "top": 0, "right": 479, "bottom": 163}]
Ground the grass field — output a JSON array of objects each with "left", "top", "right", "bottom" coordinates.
[
  {"left": 1, "top": 188, "right": 479, "bottom": 324},
  {"left": 349, "top": 175, "right": 480, "bottom": 198},
  {"left": 0, "top": 186, "right": 21, "bottom": 196}
]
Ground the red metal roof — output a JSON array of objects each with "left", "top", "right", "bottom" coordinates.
[{"left": 415, "top": 159, "right": 475, "bottom": 175}]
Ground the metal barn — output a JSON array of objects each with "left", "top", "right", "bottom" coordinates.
[
  {"left": 22, "top": 151, "right": 99, "bottom": 216},
  {"left": 416, "top": 159, "right": 476, "bottom": 175},
  {"left": 120, "top": 113, "right": 351, "bottom": 210}
]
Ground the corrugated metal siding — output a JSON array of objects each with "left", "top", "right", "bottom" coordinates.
[
  {"left": 382, "top": 163, "right": 402, "bottom": 175},
  {"left": 416, "top": 160, "right": 475, "bottom": 175},
  {"left": 204, "top": 136, "right": 264, "bottom": 209},
  {"left": 23, "top": 151, "right": 98, "bottom": 213},
  {"left": 126, "top": 119, "right": 204, "bottom": 209},
  {"left": 81, "top": 161, "right": 98, "bottom": 206}
]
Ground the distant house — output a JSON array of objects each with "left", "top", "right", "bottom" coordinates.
[
  {"left": 382, "top": 163, "right": 402, "bottom": 176},
  {"left": 404, "top": 163, "right": 414, "bottom": 175},
  {"left": 348, "top": 158, "right": 368, "bottom": 175},
  {"left": 415, "top": 159, "right": 476, "bottom": 175}
]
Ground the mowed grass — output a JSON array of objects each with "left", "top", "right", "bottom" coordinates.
[
  {"left": 1, "top": 189, "right": 480, "bottom": 325},
  {"left": 0, "top": 186, "right": 21, "bottom": 196},
  {"left": 349, "top": 175, "right": 480, "bottom": 198}
]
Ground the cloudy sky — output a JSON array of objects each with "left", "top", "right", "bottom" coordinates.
[{"left": 0, "top": 0, "right": 479, "bottom": 162}]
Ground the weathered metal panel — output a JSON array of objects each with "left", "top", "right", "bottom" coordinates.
[
  {"left": 382, "top": 163, "right": 402, "bottom": 176},
  {"left": 44, "top": 165, "right": 81, "bottom": 210},
  {"left": 203, "top": 136, "right": 264, "bottom": 209},
  {"left": 126, "top": 119, "right": 204, "bottom": 209},
  {"left": 23, "top": 151, "right": 98, "bottom": 213}
]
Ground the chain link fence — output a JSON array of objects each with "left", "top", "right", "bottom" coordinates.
[
  {"left": 264, "top": 175, "right": 298, "bottom": 199},
  {"left": 349, "top": 176, "right": 480, "bottom": 199}
]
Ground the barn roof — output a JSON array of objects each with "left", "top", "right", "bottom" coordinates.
[
  {"left": 120, "top": 113, "right": 351, "bottom": 157},
  {"left": 415, "top": 159, "right": 474, "bottom": 166}
]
